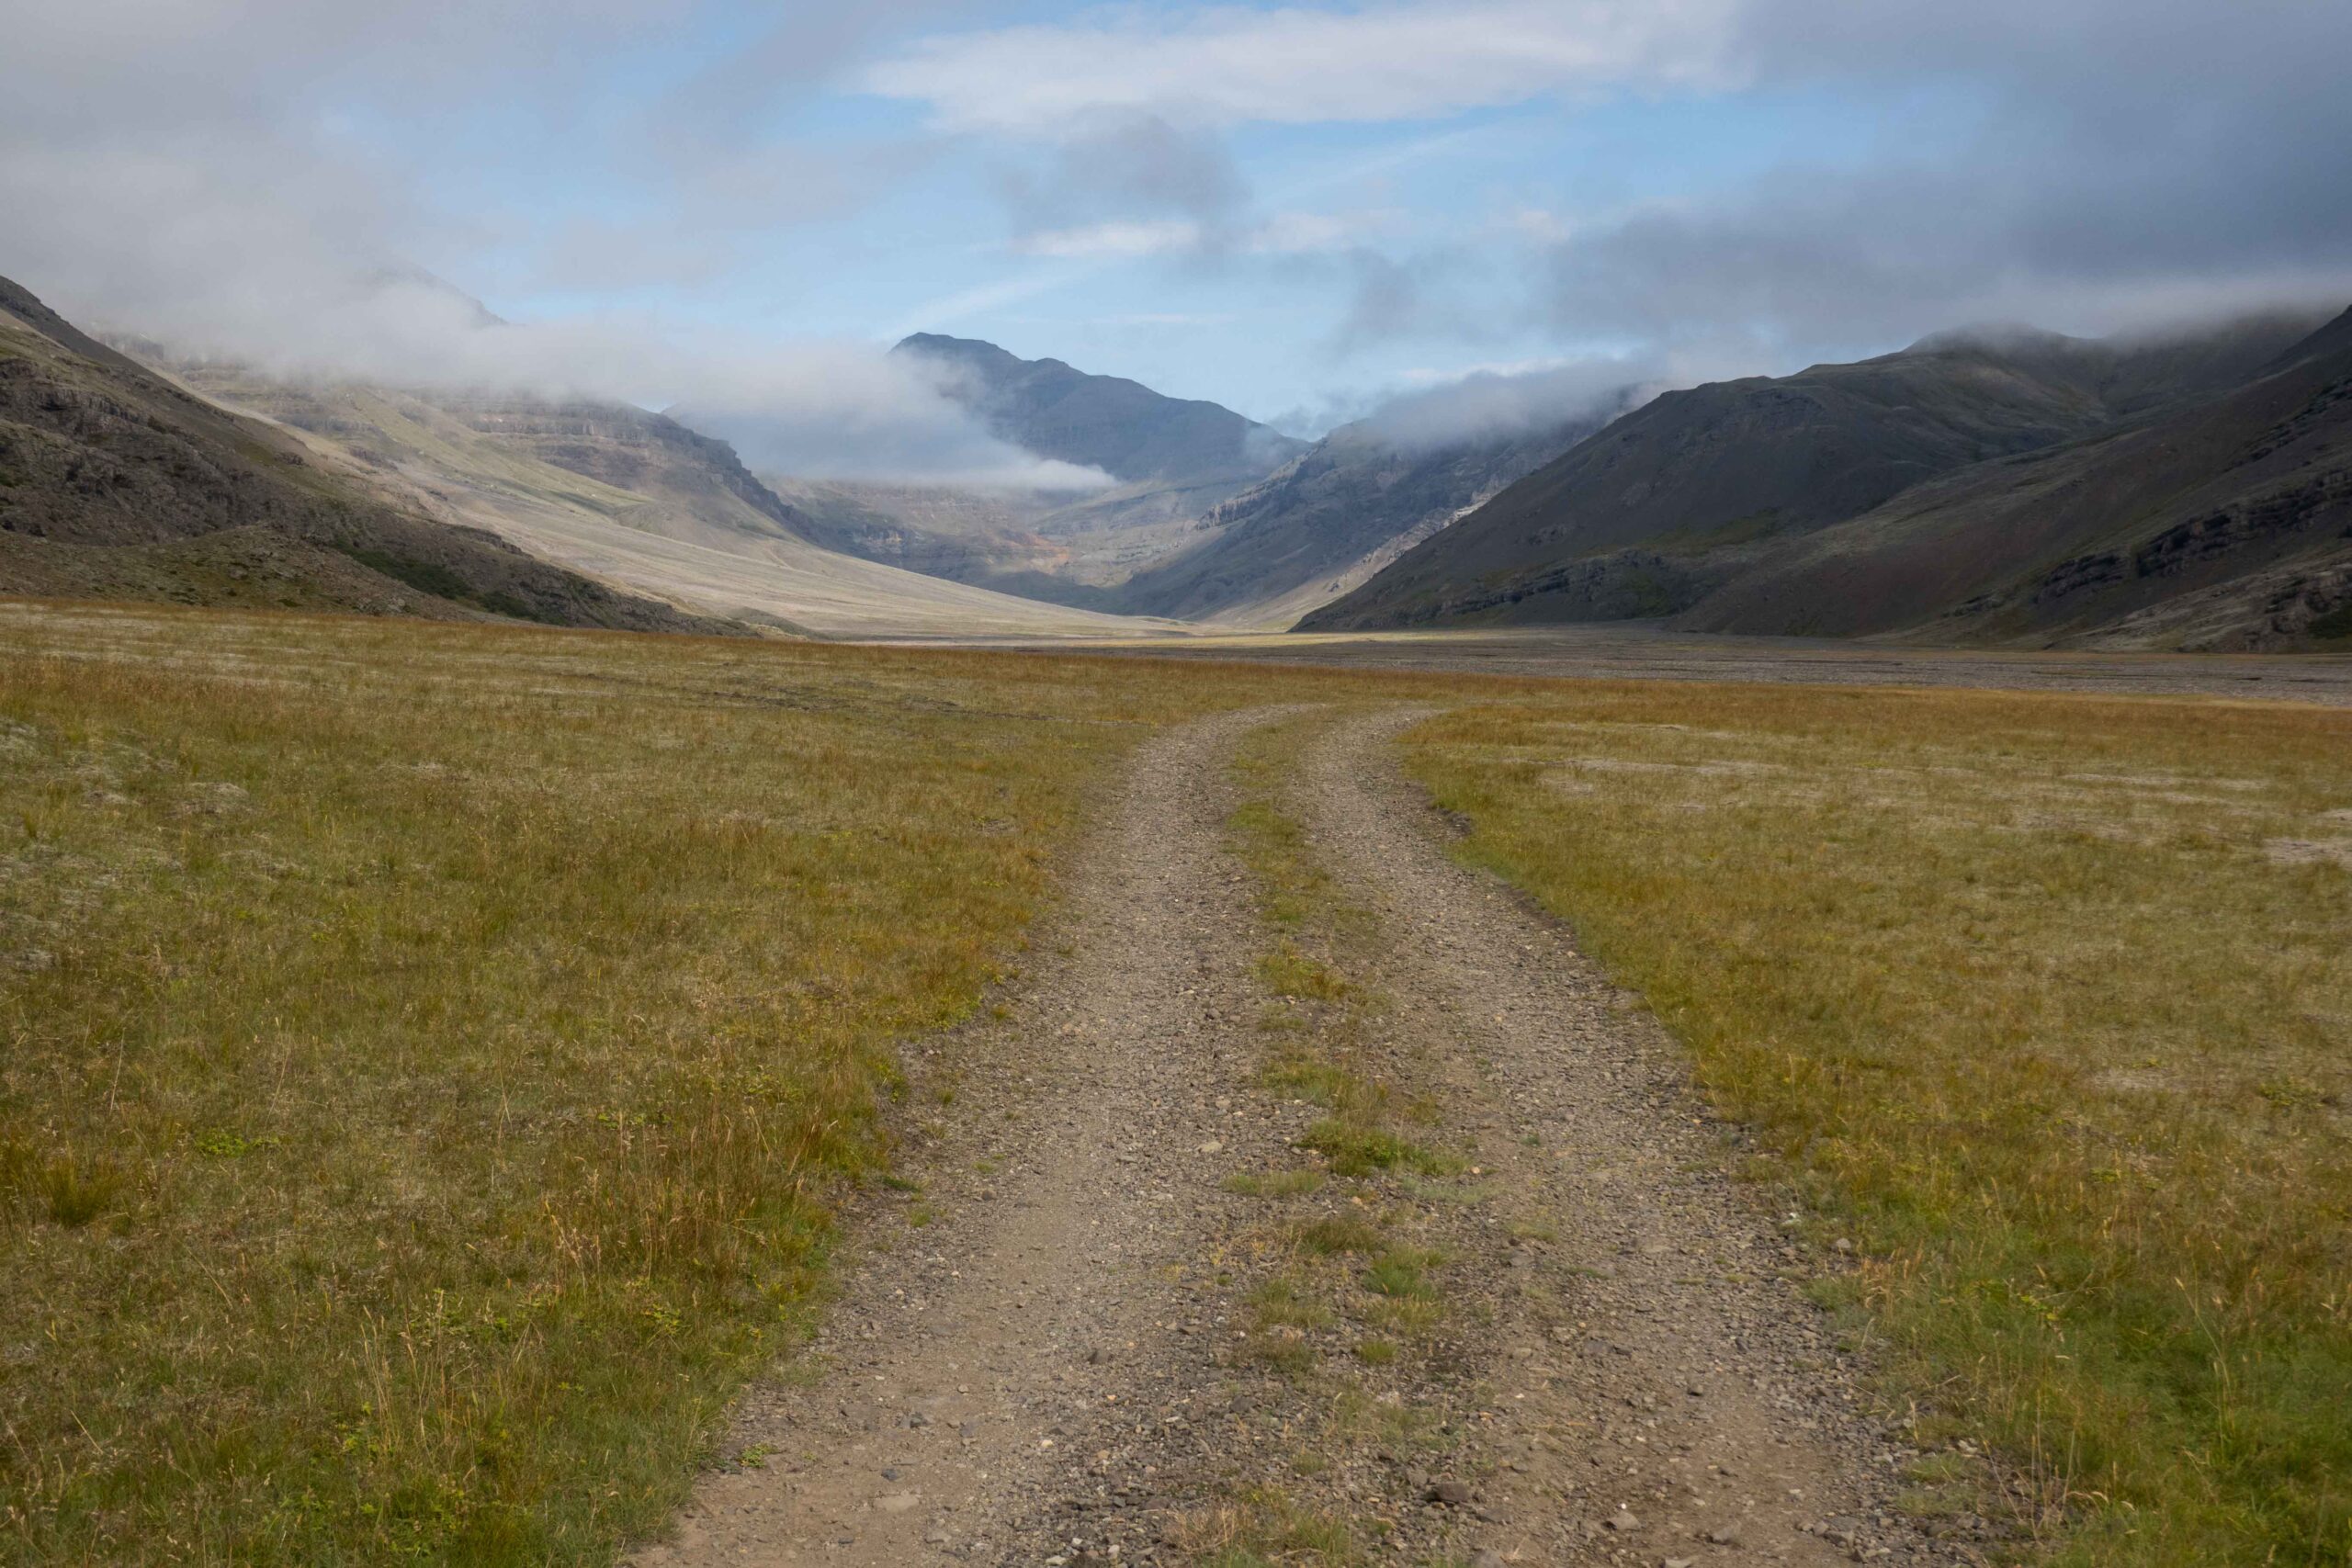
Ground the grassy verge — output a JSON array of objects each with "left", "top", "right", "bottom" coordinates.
[
  {"left": 1201, "top": 716, "right": 1466, "bottom": 1563},
  {"left": 1401, "top": 684, "right": 2352, "bottom": 1565},
  {"left": 0, "top": 604, "right": 1279, "bottom": 1563}
]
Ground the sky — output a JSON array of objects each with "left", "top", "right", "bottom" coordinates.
[{"left": 4, "top": 0, "right": 2349, "bottom": 477}]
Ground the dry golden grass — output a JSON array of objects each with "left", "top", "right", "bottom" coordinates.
[
  {"left": 0, "top": 603, "right": 1306, "bottom": 1563},
  {"left": 1403, "top": 685, "right": 2352, "bottom": 1566},
  {"left": 7, "top": 598, "right": 2350, "bottom": 1566}
]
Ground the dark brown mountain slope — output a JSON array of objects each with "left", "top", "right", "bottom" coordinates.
[
  {"left": 1678, "top": 307, "right": 2352, "bottom": 649},
  {"left": 0, "top": 276, "right": 731, "bottom": 632},
  {"left": 1300, "top": 313, "right": 2326, "bottom": 634}
]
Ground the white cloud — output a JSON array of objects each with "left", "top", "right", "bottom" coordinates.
[
  {"left": 1012, "top": 219, "right": 1206, "bottom": 259},
  {"left": 864, "top": 0, "right": 1743, "bottom": 134},
  {"left": 1249, "top": 210, "right": 1401, "bottom": 254},
  {"left": 1010, "top": 210, "right": 1399, "bottom": 260}
]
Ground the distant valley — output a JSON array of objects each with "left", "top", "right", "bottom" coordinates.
[{"left": 7, "top": 266, "right": 2348, "bottom": 650}]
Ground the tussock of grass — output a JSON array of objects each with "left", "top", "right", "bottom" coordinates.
[
  {"left": 0, "top": 604, "right": 1287, "bottom": 1563},
  {"left": 1299, "top": 1119, "right": 1455, "bottom": 1179},
  {"left": 1405, "top": 684, "right": 2352, "bottom": 1565},
  {"left": 1250, "top": 1276, "right": 1334, "bottom": 1331},
  {"left": 1187, "top": 1487, "right": 1363, "bottom": 1567},
  {"left": 1223, "top": 1168, "right": 1326, "bottom": 1200},
  {"left": 1259, "top": 1048, "right": 1361, "bottom": 1106},
  {"left": 1296, "top": 1216, "right": 1385, "bottom": 1256},
  {"left": 1256, "top": 943, "right": 1353, "bottom": 1002},
  {"left": 1363, "top": 1247, "right": 1443, "bottom": 1301}
]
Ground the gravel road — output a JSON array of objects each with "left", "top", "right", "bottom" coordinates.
[{"left": 637, "top": 707, "right": 1986, "bottom": 1566}]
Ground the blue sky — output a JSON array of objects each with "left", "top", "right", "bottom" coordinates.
[
  {"left": 6, "top": 0, "right": 2349, "bottom": 467},
  {"left": 412, "top": 6, "right": 1994, "bottom": 425}
]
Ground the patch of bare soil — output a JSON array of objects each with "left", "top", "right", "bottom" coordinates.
[{"left": 639, "top": 707, "right": 1983, "bottom": 1566}]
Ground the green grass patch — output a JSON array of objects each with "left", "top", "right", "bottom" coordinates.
[
  {"left": 1296, "top": 1216, "right": 1385, "bottom": 1256},
  {"left": 1299, "top": 1119, "right": 1457, "bottom": 1179},
  {"left": 0, "top": 605, "right": 1319, "bottom": 1564},
  {"left": 1363, "top": 1247, "right": 1444, "bottom": 1300},
  {"left": 1404, "top": 683, "right": 2352, "bottom": 1565},
  {"left": 1256, "top": 942, "right": 1353, "bottom": 1002},
  {"left": 1223, "top": 1168, "right": 1327, "bottom": 1200},
  {"left": 1250, "top": 1276, "right": 1334, "bottom": 1332}
]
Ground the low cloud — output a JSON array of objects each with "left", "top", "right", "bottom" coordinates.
[
  {"left": 45, "top": 255, "right": 1102, "bottom": 490},
  {"left": 682, "top": 341, "right": 1115, "bottom": 491},
  {"left": 1354, "top": 354, "right": 1668, "bottom": 453}
]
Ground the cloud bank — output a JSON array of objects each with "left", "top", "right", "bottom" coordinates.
[
  {"left": 6, "top": 0, "right": 2349, "bottom": 463},
  {"left": 1355, "top": 356, "right": 1662, "bottom": 453},
  {"left": 872, "top": 0, "right": 2352, "bottom": 362},
  {"left": 0, "top": 0, "right": 1095, "bottom": 488}
]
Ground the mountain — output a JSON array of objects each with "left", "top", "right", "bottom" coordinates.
[
  {"left": 1300, "top": 310, "right": 2348, "bottom": 648},
  {"left": 1113, "top": 405, "right": 1627, "bottom": 626},
  {"left": 139, "top": 365, "right": 1182, "bottom": 640},
  {"left": 1680, "top": 308, "right": 2352, "bottom": 649},
  {"left": 0, "top": 275, "right": 728, "bottom": 633},
  {"left": 715, "top": 335, "right": 1311, "bottom": 616},
  {"left": 760, "top": 471, "right": 1209, "bottom": 615},
  {"left": 892, "top": 333, "right": 1306, "bottom": 486}
]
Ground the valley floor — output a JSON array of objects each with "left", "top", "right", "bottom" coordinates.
[
  {"left": 3, "top": 601, "right": 2346, "bottom": 1567},
  {"left": 994, "top": 624, "right": 2352, "bottom": 707}
]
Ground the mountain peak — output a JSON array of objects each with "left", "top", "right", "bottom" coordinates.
[
  {"left": 1904, "top": 321, "right": 2086, "bottom": 357},
  {"left": 889, "top": 332, "right": 1305, "bottom": 486}
]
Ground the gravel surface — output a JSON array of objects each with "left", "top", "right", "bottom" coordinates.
[
  {"left": 1053, "top": 625, "right": 2352, "bottom": 706},
  {"left": 638, "top": 706, "right": 1991, "bottom": 1566}
]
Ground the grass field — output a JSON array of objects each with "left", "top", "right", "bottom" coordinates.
[
  {"left": 1404, "top": 687, "right": 2352, "bottom": 1566},
  {"left": 4, "top": 601, "right": 2349, "bottom": 1565},
  {"left": 0, "top": 604, "right": 1299, "bottom": 1562}
]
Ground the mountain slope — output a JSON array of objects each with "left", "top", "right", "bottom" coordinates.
[
  {"left": 893, "top": 333, "right": 1305, "bottom": 485},
  {"left": 0, "top": 276, "right": 728, "bottom": 632},
  {"left": 1115, "top": 407, "right": 1622, "bottom": 626},
  {"left": 696, "top": 335, "right": 1315, "bottom": 615},
  {"left": 1301, "top": 311, "right": 2334, "bottom": 639},
  {"left": 1678, "top": 307, "right": 2352, "bottom": 649},
  {"left": 144, "top": 362, "right": 1182, "bottom": 639}
]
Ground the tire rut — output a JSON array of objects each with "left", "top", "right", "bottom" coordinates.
[
  {"left": 638, "top": 706, "right": 1301, "bottom": 1567},
  {"left": 1287, "top": 708, "right": 1975, "bottom": 1566},
  {"left": 639, "top": 704, "right": 1981, "bottom": 1568}
]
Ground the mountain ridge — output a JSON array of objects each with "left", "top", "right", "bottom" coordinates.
[
  {"left": 1300, "top": 308, "right": 2350, "bottom": 648},
  {"left": 0, "top": 275, "right": 734, "bottom": 633},
  {"left": 893, "top": 332, "right": 1306, "bottom": 486},
  {"left": 1114, "top": 403, "right": 1629, "bottom": 625}
]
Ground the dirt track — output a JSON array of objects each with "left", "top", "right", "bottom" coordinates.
[{"left": 639, "top": 708, "right": 1985, "bottom": 1566}]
